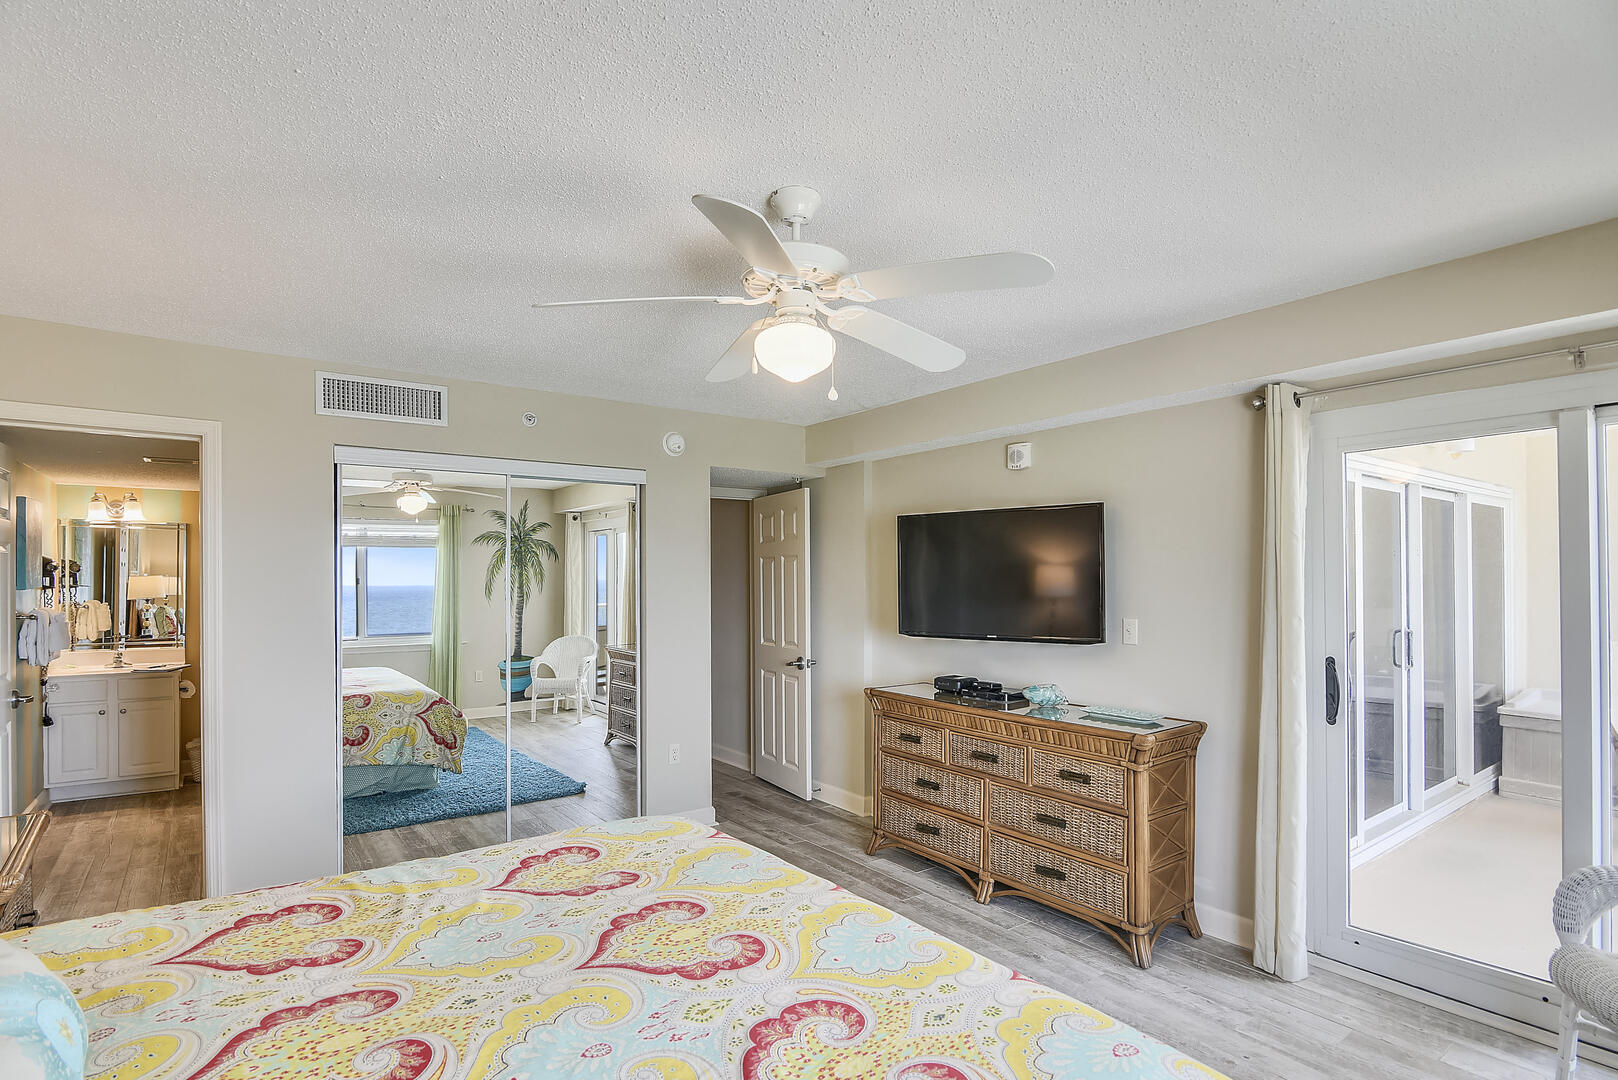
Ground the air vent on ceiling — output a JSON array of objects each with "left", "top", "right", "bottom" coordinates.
[{"left": 316, "top": 372, "right": 447, "bottom": 426}]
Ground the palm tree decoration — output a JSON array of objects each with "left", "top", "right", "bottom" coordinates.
[{"left": 472, "top": 499, "right": 559, "bottom": 661}]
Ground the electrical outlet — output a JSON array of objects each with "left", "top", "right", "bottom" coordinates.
[
  {"left": 474, "top": 670, "right": 484, "bottom": 683},
  {"left": 1121, "top": 618, "right": 1139, "bottom": 646},
  {"left": 668, "top": 743, "right": 681, "bottom": 765}
]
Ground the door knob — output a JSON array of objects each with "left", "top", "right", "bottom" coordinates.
[
  {"left": 786, "top": 656, "right": 817, "bottom": 670},
  {"left": 8, "top": 689, "right": 35, "bottom": 710}
]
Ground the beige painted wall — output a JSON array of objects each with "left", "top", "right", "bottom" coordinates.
[
  {"left": 807, "top": 462, "right": 873, "bottom": 812},
  {"left": 0, "top": 313, "right": 807, "bottom": 894},
  {"left": 709, "top": 499, "right": 749, "bottom": 765},
  {"left": 843, "top": 397, "right": 1265, "bottom": 924}
]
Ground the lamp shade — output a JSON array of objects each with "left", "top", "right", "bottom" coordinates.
[
  {"left": 396, "top": 491, "right": 431, "bottom": 516},
  {"left": 126, "top": 574, "right": 167, "bottom": 599},
  {"left": 754, "top": 316, "right": 835, "bottom": 383}
]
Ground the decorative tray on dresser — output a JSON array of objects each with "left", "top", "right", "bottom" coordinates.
[
  {"left": 865, "top": 683, "right": 1205, "bottom": 967},
  {"left": 604, "top": 645, "right": 638, "bottom": 747}
]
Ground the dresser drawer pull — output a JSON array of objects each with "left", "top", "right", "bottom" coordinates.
[
  {"left": 970, "top": 750, "right": 1000, "bottom": 764},
  {"left": 913, "top": 777, "right": 942, "bottom": 791},
  {"left": 1034, "top": 812, "right": 1069, "bottom": 829},
  {"left": 1034, "top": 864, "right": 1068, "bottom": 881},
  {"left": 1058, "top": 769, "right": 1093, "bottom": 785},
  {"left": 912, "top": 822, "right": 942, "bottom": 836},
  {"left": 897, "top": 732, "right": 924, "bottom": 744}
]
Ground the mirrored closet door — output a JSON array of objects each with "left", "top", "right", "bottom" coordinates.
[
  {"left": 338, "top": 462, "right": 512, "bottom": 870},
  {"left": 336, "top": 451, "right": 644, "bottom": 872}
]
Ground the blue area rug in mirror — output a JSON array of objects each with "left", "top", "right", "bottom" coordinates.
[{"left": 343, "top": 726, "right": 586, "bottom": 836}]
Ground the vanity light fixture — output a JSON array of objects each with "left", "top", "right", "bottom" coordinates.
[{"left": 87, "top": 492, "right": 146, "bottom": 522}]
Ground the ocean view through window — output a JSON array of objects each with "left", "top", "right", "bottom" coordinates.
[{"left": 342, "top": 543, "right": 436, "bottom": 639}]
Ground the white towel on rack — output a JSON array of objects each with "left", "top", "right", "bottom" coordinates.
[
  {"left": 16, "top": 616, "right": 38, "bottom": 666},
  {"left": 33, "top": 611, "right": 70, "bottom": 665}
]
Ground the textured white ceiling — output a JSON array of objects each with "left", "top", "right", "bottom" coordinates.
[
  {"left": 4, "top": 3, "right": 1616, "bottom": 426},
  {"left": 0, "top": 425, "right": 200, "bottom": 490}
]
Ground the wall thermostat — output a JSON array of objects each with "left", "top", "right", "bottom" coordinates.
[
  {"left": 662, "top": 431, "right": 686, "bottom": 457},
  {"left": 521, "top": 411, "right": 538, "bottom": 427},
  {"left": 1007, "top": 441, "right": 1032, "bottom": 470}
]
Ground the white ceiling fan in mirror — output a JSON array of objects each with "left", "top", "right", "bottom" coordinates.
[
  {"left": 340, "top": 471, "right": 502, "bottom": 517},
  {"left": 533, "top": 186, "right": 1055, "bottom": 400}
]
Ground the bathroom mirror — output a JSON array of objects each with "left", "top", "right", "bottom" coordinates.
[{"left": 59, "top": 520, "right": 187, "bottom": 647}]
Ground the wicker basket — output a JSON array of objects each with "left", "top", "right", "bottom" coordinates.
[{"left": 186, "top": 738, "right": 203, "bottom": 783}]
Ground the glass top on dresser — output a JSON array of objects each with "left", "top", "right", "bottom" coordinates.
[{"left": 874, "top": 683, "right": 1190, "bottom": 734}]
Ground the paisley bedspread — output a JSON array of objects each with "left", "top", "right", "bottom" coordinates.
[
  {"left": 4, "top": 817, "right": 1228, "bottom": 1079},
  {"left": 341, "top": 666, "right": 465, "bottom": 773}
]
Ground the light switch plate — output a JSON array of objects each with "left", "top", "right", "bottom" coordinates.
[{"left": 1122, "top": 618, "right": 1139, "bottom": 645}]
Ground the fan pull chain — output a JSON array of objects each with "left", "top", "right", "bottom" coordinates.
[
  {"left": 827, "top": 362, "right": 839, "bottom": 401},
  {"left": 751, "top": 356, "right": 759, "bottom": 375}
]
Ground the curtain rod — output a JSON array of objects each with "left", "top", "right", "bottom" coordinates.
[{"left": 1249, "top": 339, "right": 1618, "bottom": 410}]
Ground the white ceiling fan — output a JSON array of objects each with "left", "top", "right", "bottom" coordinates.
[
  {"left": 342, "top": 471, "right": 501, "bottom": 516},
  {"left": 534, "top": 186, "right": 1055, "bottom": 399}
]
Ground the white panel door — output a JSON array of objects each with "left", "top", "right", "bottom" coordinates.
[{"left": 750, "top": 488, "right": 813, "bottom": 800}]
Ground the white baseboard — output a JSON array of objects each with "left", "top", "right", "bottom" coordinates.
[
  {"left": 711, "top": 744, "right": 750, "bottom": 772},
  {"left": 460, "top": 705, "right": 507, "bottom": 720},
  {"left": 813, "top": 780, "right": 873, "bottom": 818},
  {"left": 1195, "top": 903, "right": 1254, "bottom": 950},
  {"left": 678, "top": 805, "right": 717, "bottom": 826}
]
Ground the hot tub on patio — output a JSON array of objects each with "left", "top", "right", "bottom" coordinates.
[{"left": 1499, "top": 688, "right": 1563, "bottom": 803}]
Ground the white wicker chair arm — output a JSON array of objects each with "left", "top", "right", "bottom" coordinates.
[{"left": 1554, "top": 865, "right": 1618, "bottom": 944}]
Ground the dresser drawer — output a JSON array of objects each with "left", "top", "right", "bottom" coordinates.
[
  {"left": 608, "top": 683, "right": 637, "bottom": 713},
  {"left": 608, "top": 707, "right": 636, "bottom": 736},
  {"left": 948, "top": 733, "right": 1025, "bottom": 782},
  {"left": 1028, "top": 749, "right": 1129, "bottom": 808},
  {"left": 989, "top": 832, "right": 1128, "bottom": 920},
  {"left": 609, "top": 661, "right": 637, "bottom": 689},
  {"left": 877, "top": 715, "right": 945, "bottom": 762},
  {"left": 879, "top": 752, "right": 984, "bottom": 819},
  {"left": 879, "top": 795, "right": 982, "bottom": 867},
  {"left": 989, "top": 783, "right": 1128, "bottom": 865}
]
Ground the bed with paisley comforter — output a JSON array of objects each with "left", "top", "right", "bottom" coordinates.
[
  {"left": 341, "top": 666, "right": 467, "bottom": 797},
  {"left": 3, "top": 817, "right": 1228, "bottom": 1079}
]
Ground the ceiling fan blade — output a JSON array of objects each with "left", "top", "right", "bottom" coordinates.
[
  {"left": 341, "top": 479, "right": 392, "bottom": 490},
  {"left": 828, "top": 307, "right": 965, "bottom": 372},
  {"left": 836, "top": 252, "right": 1054, "bottom": 302},
  {"left": 691, "top": 195, "right": 798, "bottom": 275},
  {"left": 533, "top": 295, "right": 737, "bottom": 308},
  {"left": 707, "top": 319, "right": 769, "bottom": 382},
  {"left": 432, "top": 487, "right": 504, "bottom": 500}
]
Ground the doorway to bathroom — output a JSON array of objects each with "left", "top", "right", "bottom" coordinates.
[{"left": 0, "top": 401, "right": 221, "bottom": 927}]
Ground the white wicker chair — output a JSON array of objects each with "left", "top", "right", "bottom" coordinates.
[
  {"left": 1552, "top": 865, "right": 1618, "bottom": 1078},
  {"left": 526, "top": 635, "right": 598, "bottom": 722}
]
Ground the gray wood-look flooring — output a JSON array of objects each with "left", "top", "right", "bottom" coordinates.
[
  {"left": 342, "top": 705, "right": 638, "bottom": 872},
  {"left": 33, "top": 781, "right": 203, "bottom": 925},
  {"left": 710, "top": 760, "right": 1611, "bottom": 1080}
]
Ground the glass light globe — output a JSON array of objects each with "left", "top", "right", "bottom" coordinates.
[
  {"left": 754, "top": 318, "right": 835, "bottom": 383},
  {"left": 396, "top": 491, "right": 431, "bottom": 515}
]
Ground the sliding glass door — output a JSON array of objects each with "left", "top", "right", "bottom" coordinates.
[{"left": 1310, "top": 373, "right": 1614, "bottom": 1032}]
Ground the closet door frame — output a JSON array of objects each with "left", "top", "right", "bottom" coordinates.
[{"left": 333, "top": 447, "right": 646, "bottom": 871}]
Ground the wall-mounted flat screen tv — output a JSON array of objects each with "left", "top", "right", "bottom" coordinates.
[{"left": 897, "top": 503, "right": 1105, "bottom": 645}]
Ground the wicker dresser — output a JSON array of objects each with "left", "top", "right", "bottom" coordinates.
[
  {"left": 865, "top": 684, "right": 1204, "bottom": 967},
  {"left": 604, "top": 645, "right": 638, "bottom": 747}
]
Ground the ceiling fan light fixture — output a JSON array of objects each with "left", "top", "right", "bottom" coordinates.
[
  {"left": 754, "top": 312, "right": 835, "bottom": 383},
  {"left": 396, "top": 487, "right": 434, "bottom": 516}
]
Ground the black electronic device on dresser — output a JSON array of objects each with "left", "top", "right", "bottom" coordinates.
[{"left": 932, "top": 675, "right": 1027, "bottom": 709}]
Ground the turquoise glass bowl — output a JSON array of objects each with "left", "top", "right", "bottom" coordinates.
[{"left": 1022, "top": 684, "right": 1066, "bottom": 708}]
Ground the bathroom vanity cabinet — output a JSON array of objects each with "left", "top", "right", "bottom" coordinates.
[{"left": 43, "top": 670, "right": 183, "bottom": 800}]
